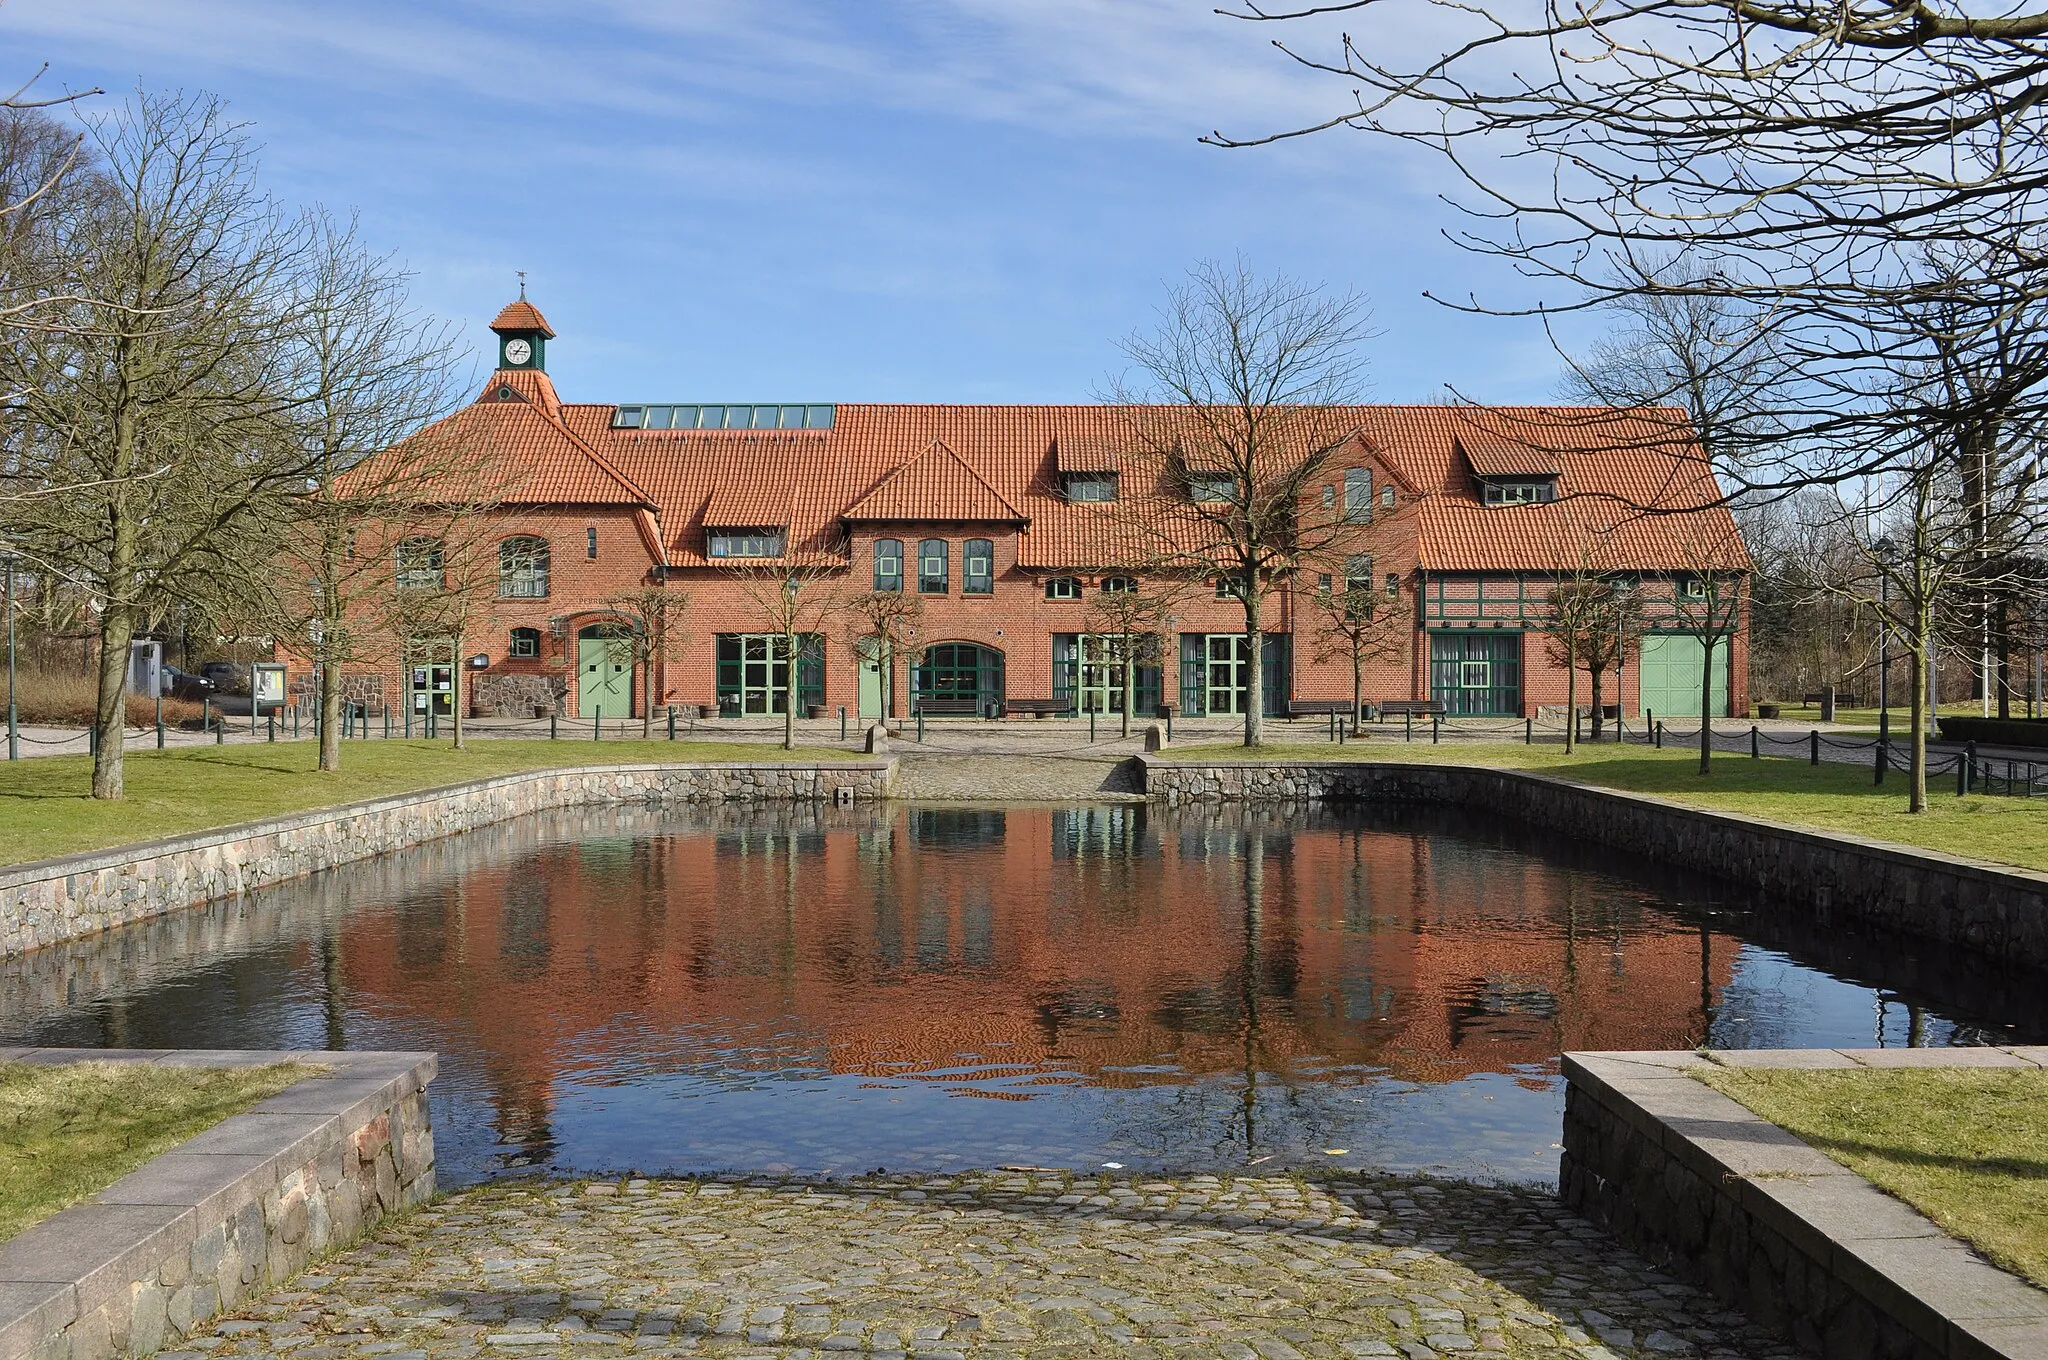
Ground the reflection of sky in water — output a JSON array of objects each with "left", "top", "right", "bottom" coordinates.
[{"left": 2, "top": 802, "right": 2038, "bottom": 1188}]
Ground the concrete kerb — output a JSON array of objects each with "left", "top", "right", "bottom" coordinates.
[
  {"left": 1562, "top": 1047, "right": 2048, "bottom": 1360},
  {"left": 0, "top": 758, "right": 897, "bottom": 960},
  {"left": 0, "top": 1050, "right": 437, "bottom": 1360}
]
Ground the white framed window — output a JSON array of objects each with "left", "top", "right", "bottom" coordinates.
[{"left": 1045, "top": 576, "right": 1081, "bottom": 601}]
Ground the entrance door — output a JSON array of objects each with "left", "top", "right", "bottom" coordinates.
[
  {"left": 577, "top": 630, "right": 632, "bottom": 718},
  {"left": 1078, "top": 635, "right": 1126, "bottom": 714},
  {"left": 857, "top": 638, "right": 889, "bottom": 720},
  {"left": 407, "top": 652, "right": 454, "bottom": 718},
  {"left": 1637, "top": 634, "right": 1729, "bottom": 720},
  {"left": 1206, "top": 634, "right": 1249, "bottom": 715}
]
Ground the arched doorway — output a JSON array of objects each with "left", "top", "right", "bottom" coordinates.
[
  {"left": 913, "top": 642, "right": 1005, "bottom": 716},
  {"left": 575, "top": 622, "right": 633, "bottom": 718}
]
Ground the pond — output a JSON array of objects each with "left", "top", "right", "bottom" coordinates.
[{"left": 3, "top": 801, "right": 2040, "bottom": 1187}]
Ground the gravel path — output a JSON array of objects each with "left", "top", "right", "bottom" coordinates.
[{"left": 188, "top": 1173, "right": 1797, "bottom": 1360}]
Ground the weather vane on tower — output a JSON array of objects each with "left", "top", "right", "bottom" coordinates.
[{"left": 516, "top": 270, "right": 527, "bottom": 299}]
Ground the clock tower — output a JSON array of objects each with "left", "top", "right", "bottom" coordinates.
[{"left": 489, "top": 291, "right": 555, "bottom": 372}]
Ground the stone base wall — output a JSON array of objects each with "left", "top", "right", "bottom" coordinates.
[
  {"left": 0, "top": 1051, "right": 436, "bottom": 1360},
  {"left": 1561, "top": 1049, "right": 2048, "bottom": 1360},
  {"left": 1141, "top": 757, "right": 2048, "bottom": 969},
  {"left": 468, "top": 673, "right": 563, "bottom": 717},
  {"left": 1, "top": 760, "right": 895, "bottom": 959}
]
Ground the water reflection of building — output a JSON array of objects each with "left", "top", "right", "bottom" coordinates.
[{"left": 333, "top": 806, "right": 1737, "bottom": 1156}]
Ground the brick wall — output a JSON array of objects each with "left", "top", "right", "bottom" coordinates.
[{"left": 289, "top": 507, "right": 1750, "bottom": 721}]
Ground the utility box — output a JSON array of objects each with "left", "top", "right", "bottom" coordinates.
[{"left": 127, "top": 640, "right": 162, "bottom": 698}]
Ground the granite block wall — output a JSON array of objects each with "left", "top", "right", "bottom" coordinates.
[{"left": 1, "top": 761, "right": 894, "bottom": 959}]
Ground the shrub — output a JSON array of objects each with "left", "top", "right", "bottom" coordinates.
[{"left": 0, "top": 666, "right": 204, "bottom": 728}]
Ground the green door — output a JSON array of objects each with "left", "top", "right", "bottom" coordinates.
[
  {"left": 1637, "top": 634, "right": 1729, "bottom": 720},
  {"left": 857, "top": 638, "right": 888, "bottom": 720},
  {"left": 577, "top": 633, "right": 631, "bottom": 719}
]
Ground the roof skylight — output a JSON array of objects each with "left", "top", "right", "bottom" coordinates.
[{"left": 613, "top": 403, "right": 835, "bottom": 431}]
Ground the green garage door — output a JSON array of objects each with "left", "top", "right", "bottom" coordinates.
[{"left": 1637, "top": 634, "right": 1730, "bottom": 720}]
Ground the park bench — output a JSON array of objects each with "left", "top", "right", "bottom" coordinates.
[
  {"left": 1004, "top": 698, "right": 1068, "bottom": 718},
  {"left": 1377, "top": 700, "right": 1446, "bottom": 718},
  {"left": 913, "top": 696, "right": 983, "bottom": 717},
  {"left": 1287, "top": 699, "right": 1357, "bottom": 718}
]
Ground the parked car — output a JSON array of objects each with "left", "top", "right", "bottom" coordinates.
[
  {"left": 159, "top": 665, "right": 215, "bottom": 701},
  {"left": 199, "top": 661, "right": 250, "bottom": 695}
]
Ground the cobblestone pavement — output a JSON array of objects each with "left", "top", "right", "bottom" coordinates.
[
  {"left": 191, "top": 1173, "right": 1798, "bottom": 1360},
  {"left": 895, "top": 752, "right": 1144, "bottom": 800}
]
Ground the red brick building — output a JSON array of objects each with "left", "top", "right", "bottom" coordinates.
[{"left": 334, "top": 297, "right": 1750, "bottom": 725}]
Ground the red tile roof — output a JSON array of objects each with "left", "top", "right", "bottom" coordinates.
[
  {"left": 398, "top": 394, "right": 1743, "bottom": 576},
  {"left": 490, "top": 298, "right": 555, "bottom": 337},
  {"left": 841, "top": 438, "right": 1028, "bottom": 523},
  {"left": 1052, "top": 436, "right": 1121, "bottom": 474}
]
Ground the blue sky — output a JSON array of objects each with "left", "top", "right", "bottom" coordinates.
[{"left": 1, "top": 1, "right": 1581, "bottom": 407}]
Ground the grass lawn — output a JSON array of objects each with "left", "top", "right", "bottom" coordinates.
[
  {"left": 0, "top": 1060, "right": 316, "bottom": 1243},
  {"left": 1694, "top": 1065, "right": 2048, "bottom": 1289},
  {"left": 1160, "top": 738, "right": 2048, "bottom": 871},
  {"left": 0, "top": 739, "right": 860, "bottom": 866}
]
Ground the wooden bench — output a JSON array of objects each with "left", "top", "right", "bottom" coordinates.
[
  {"left": 1378, "top": 700, "right": 1447, "bottom": 718},
  {"left": 914, "top": 697, "right": 984, "bottom": 717},
  {"left": 1287, "top": 699, "right": 1355, "bottom": 718},
  {"left": 1004, "top": 698, "right": 1068, "bottom": 718}
]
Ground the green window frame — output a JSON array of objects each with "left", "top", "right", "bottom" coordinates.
[
  {"left": 715, "top": 633, "right": 823, "bottom": 716},
  {"left": 874, "top": 538, "right": 903, "bottom": 591},
  {"left": 963, "top": 539, "right": 994, "bottom": 595},
  {"left": 918, "top": 539, "right": 948, "bottom": 594}
]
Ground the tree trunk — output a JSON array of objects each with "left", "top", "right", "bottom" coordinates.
[
  {"left": 642, "top": 654, "right": 654, "bottom": 740},
  {"left": 1121, "top": 634, "right": 1134, "bottom": 738},
  {"left": 91, "top": 604, "right": 136, "bottom": 800},
  {"left": 783, "top": 631, "right": 797, "bottom": 750},
  {"left": 1589, "top": 664, "right": 1606, "bottom": 740},
  {"left": 1352, "top": 649, "right": 1363, "bottom": 734},
  {"left": 451, "top": 637, "right": 466, "bottom": 750},
  {"left": 1563, "top": 657, "right": 1578, "bottom": 754},
  {"left": 318, "top": 658, "right": 341, "bottom": 771},
  {"left": 1698, "top": 633, "right": 1714, "bottom": 776},
  {"left": 1908, "top": 601, "right": 1931, "bottom": 812},
  {"left": 1241, "top": 576, "right": 1263, "bottom": 748}
]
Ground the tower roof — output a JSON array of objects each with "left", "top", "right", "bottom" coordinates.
[{"left": 490, "top": 297, "right": 556, "bottom": 338}]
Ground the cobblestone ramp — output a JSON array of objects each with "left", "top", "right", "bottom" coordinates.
[
  {"left": 200, "top": 1173, "right": 1796, "bottom": 1360},
  {"left": 894, "top": 753, "right": 1144, "bottom": 801}
]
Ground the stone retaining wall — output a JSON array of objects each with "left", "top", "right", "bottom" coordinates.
[
  {"left": 0, "top": 1050, "right": 436, "bottom": 1360},
  {"left": 1561, "top": 1048, "right": 2048, "bottom": 1360},
  {"left": 1, "top": 760, "right": 893, "bottom": 960},
  {"left": 1141, "top": 757, "right": 2048, "bottom": 969}
]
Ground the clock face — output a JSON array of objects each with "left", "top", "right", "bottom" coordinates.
[{"left": 503, "top": 337, "right": 532, "bottom": 366}]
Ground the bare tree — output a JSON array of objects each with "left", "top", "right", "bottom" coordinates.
[
  {"left": 1213, "top": 0, "right": 2048, "bottom": 514},
  {"left": 734, "top": 562, "right": 840, "bottom": 750},
  {"left": 840, "top": 588, "right": 924, "bottom": 724},
  {"left": 1082, "top": 575, "right": 1188, "bottom": 737},
  {"left": 1303, "top": 555, "right": 1405, "bottom": 732},
  {"left": 272, "top": 208, "right": 469, "bottom": 771},
  {"left": 600, "top": 585, "right": 692, "bottom": 738},
  {"left": 1543, "top": 562, "right": 1642, "bottom": 751},
  {"left": 1664, "top": 521, "right": 1752, "bottom": 775},
  {"left": 0, "top": 91, "right": 307, "bottom": 798},
  {"left": 1102, "top": 258, "right": 1378, "bottom": 747}
]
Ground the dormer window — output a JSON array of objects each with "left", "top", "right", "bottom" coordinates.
[
  {"left": 708, "top": 530, "right": 784, "bottom": 558},
  {"left": 1187, "top": 473, "right": 1235, "bottom": 503},
  {"left": 1065, "top": 474, "right": 1117, "bottom": 503},
  {"left": 1481, "top": 478, "right": 1557, "bottom": 505}
]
